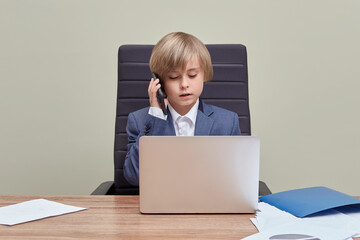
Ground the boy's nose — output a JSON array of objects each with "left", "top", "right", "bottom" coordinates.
[{"left": 180, "top": 77, "right": 190, "bottom": 89}]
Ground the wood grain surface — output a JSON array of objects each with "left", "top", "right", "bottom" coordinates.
[{"left": 0, "top": 195, "right": 258, "bottom": 239}]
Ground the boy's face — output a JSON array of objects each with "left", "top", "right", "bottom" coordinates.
[{"left": 163, "top": 57, "right": 204, "bottom": 116}]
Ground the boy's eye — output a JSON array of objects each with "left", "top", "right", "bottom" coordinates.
[
  {"left": 169, "top": 76, "right": 179, "bottom": 80},
  {"left": 189, "top": 74, "right": 197, "bottom": 78}
]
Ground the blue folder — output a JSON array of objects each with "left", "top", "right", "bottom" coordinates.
[{"left": 259, "top": 186, "right": 360, "bottom": 218}]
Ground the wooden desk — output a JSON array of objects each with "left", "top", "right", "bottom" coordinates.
[{"left": 0, "top": 195, "right": 257, "bottom": 239}]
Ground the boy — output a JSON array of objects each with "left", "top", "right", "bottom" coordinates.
[{"left": 124, "top": 32, "right": 241, "bottom": 186}]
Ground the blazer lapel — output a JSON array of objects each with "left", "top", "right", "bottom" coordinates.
[
  {"left": 164, "top": 112, "right": 176, "bottom": 135},
  {"left": 194, "top": 101, "right": 214, "bottom": 136}
]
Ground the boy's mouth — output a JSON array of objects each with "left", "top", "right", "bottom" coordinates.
[{"left": 180, "top": 93, "right": 191, "bottom": 97}]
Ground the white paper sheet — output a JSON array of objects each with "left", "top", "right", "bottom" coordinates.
[
  {"left": 255, "top": 202, "right": 360, "bottom": 233},
  {"left": 0, "top": 198, "right": 87, "bottom": 226},
  {"left": 242, "top": 221, "right": 358, "bottom": 240},
  {"left": 245, "top": 202, "right": 360, "bottom": 240}
]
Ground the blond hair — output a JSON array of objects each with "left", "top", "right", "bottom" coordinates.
[{"left": 150, "top": 32, "right": 213, "bottom": 82}]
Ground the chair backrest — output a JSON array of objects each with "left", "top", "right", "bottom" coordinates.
[{"left": 114, "top": 44, "right": 250, "bottom": 194}]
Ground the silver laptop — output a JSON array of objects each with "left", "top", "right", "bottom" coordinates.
[{"left": 139, "top": 136, "right": 260, "bottom": 214}]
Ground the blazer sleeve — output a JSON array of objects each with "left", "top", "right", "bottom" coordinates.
[
  {"left": 123, "top": 112, "right": 142, "bottom": 186},
  {"left": 123, "top": 111, "right": 171, "bottom": 186},
  {"left": 231, "top": 112, "right": 241, "bottom": 135}
]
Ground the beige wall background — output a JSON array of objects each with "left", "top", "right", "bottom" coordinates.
[{"left": 1, "top": 0, "right": 359, "bottom": 195}]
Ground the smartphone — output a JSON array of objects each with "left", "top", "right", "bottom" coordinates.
[{"left": 152, "top": 72, "right": 167, "bottom": 115}]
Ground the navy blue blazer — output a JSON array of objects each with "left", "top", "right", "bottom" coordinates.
[{"left": 123, "top": 100, "right": 241, "bottom": 186}]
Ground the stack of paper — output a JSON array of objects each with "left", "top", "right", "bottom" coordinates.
[{"left": 242, "top": 187, "right": 360, "bottom": 240}]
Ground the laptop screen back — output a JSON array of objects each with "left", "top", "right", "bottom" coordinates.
[{"left": 139, "top": 136, "right": 260, "bottom": 213}]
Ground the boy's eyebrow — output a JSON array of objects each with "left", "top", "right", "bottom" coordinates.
[
  {"left": 186, "top": 67, "right": 201, "bottom": 71},
  {"left": 168, "top": 67, "right": 200, "bottom": 74}
]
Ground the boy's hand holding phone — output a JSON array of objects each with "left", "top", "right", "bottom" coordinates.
[{"left": 148, "top": 73, "right": 167, "bottom": 115}]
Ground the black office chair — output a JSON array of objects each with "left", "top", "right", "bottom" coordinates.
[{"left": 92, "top": 44, "right": 271, "bottom": 196}]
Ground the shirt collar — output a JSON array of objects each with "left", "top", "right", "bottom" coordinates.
[{"left": 168, "top": 99, "right": 199, "bottom": 125}]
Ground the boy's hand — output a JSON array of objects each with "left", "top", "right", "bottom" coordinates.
[{"left": 148, "top": 78, "right": 168, "bottom": 109}]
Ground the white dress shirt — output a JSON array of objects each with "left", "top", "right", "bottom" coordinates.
[{"left": 148, "top": 99, "right": 199, "bottom": 136}]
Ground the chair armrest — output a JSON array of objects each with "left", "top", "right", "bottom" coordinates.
[
  {"left": 259, "top": 181, "right": 272, "bottom": 196},
  {"left": 91, "top": 181, "right": 114, "bottom": 195},
  {"left": 92, "top": 180, "right": 271, "bottom": 196}
]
